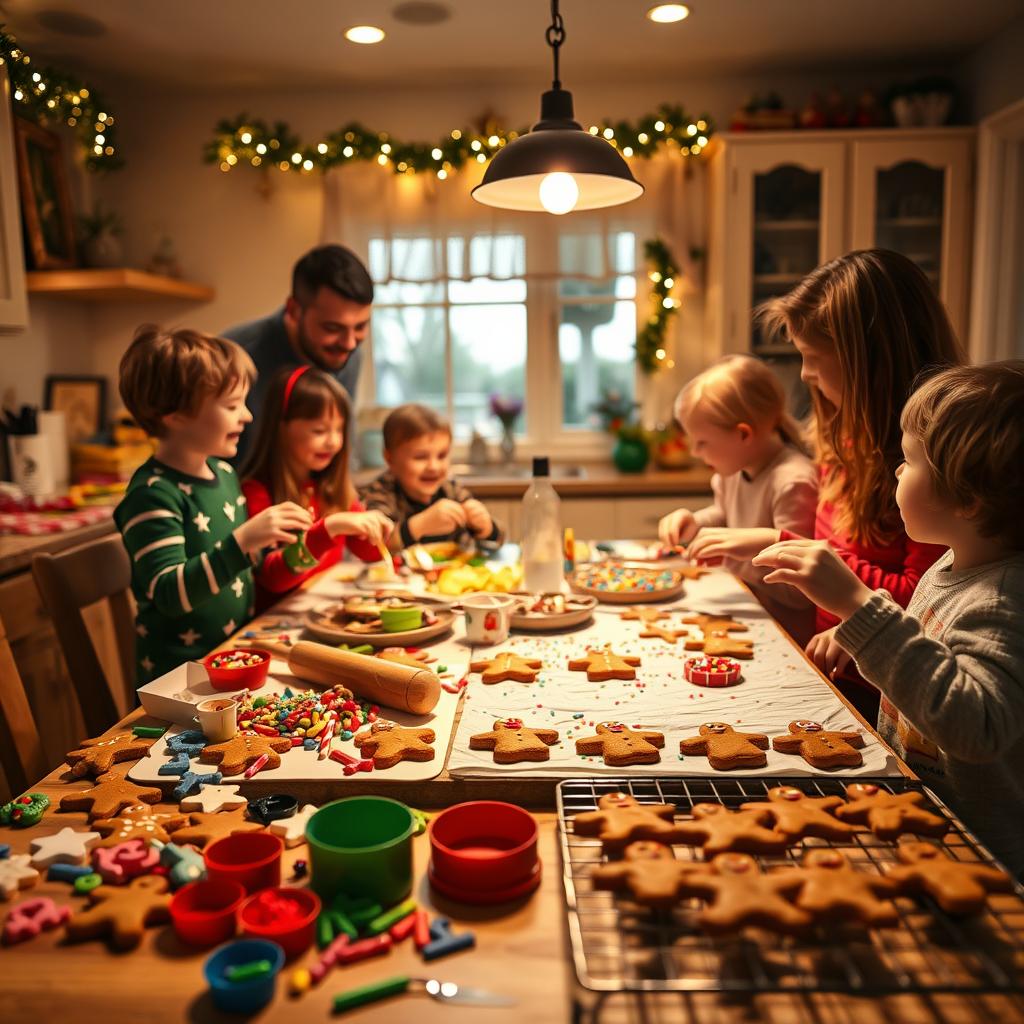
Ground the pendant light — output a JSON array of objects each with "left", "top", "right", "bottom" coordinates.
[{"left": 471, "top": 0, "right": 644, "bottom": 214}]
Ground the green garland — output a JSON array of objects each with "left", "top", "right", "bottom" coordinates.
[
  {"left": 636, "top": 238, "right": 680, "bottom": 374},
  {"left": 0, "top": 29, "right": 120, "bottom": 171},
  {"left": 203, "top": 104, "right": 711, "bottom": 177}
]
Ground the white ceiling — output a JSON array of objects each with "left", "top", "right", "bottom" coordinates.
[{"left": 1, "top": 0, "right": 1021, "bottom": 91}]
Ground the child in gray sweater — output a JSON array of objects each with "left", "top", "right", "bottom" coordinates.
[{"left": 751, "top": 361, "right": 1024, "bottom": 876}]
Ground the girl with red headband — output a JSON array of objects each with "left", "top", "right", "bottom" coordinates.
[{"left": 240, "top": 365, "right": 393, "bottom": 611}]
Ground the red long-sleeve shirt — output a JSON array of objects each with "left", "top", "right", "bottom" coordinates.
[{"left": 242, "top": 478, "right": 380, "bottom": 613}]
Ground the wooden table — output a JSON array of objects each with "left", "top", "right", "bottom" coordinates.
[{"left": 4, "top": 568, "right": 1023, "bottom": 1022}]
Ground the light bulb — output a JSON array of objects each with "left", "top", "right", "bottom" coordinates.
[{"left": 539, "top": 172, "right": 579, "bottom": 215}]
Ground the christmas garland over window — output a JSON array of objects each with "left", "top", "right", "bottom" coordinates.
[
  {"left": 203, "top": 105, "right": 711, "bottom": 177},
  {"left": 636, "top": 238, "right": 680, "bottom": 374},
  {"left": 0, "top": 29, "right": 120, "bottom": 171}
]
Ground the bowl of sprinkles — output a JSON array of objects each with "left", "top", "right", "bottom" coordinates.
[
  {"left": 569, "top": 562, "right": 684, "bottom": 604},
  {"left": 204, "top": 649, "right": 271, "bottom": 691},
  {"left": 684, "top": 655, "right": 743, "bottom": 687}
]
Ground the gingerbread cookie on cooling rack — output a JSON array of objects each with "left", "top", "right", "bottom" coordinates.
[
  {"left": 573, "top": 792, "right": 681, "bottom": 851},
  {"left": 568, "top": 647, "right": 642, "bottom": 681},
  {"left": 469, "top": 651, "right": 542, "bottom": 684},
  {"left": 353, "top": 720, "right": 436, "bottom": 769},
  {"left": 886, "top": 841, "right": 1013, "bottom": 914},
  {"left": 788, "top": 848, "right": 902, "bottom": 927},
  {"left": 574, "top": 722, "right": 664, "bottom": 766},
  {"left": 772, "top": 721, "right": 865, "bottom": 769},
  {"left": 682, "top": 614, "right": 754, "bottom": 658},
  {"left": 739, "top": 786, "right": 857, "bottom": 842},
  {"left": 590, "top": 841, "right": 702, "bottom": 908},
  {"left": 469, "top": 718, "right": 559, "bottom": 764},
  {"left": 679, "top": 722, "right": 769, "bottom": 770},
  {"left": 833, "top": 783, "right": 948, "bottom": 840},
  {"left": 675, "top": 803, "right": 790, "bottom": 857}
]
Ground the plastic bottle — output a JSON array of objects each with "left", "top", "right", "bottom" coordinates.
[{"left": 521, "top": 456, "right": 563, "bottom": 593}]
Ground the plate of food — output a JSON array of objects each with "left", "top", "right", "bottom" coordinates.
[
  {"left": 305, "top": 593, "right": 455, "bottom": 647},
  {"left": 510, "top": 592, "right": 597, "bottom": 632},
  {"left": 568, "top": 562, "right": 684, "bottom": 604},
  {"left": 427, "top": 562, "right": 524, "bottom": 597}
]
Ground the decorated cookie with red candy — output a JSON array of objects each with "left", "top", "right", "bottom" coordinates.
[{"left": 684, "top": 656, "right": 742, "bottom": 688}]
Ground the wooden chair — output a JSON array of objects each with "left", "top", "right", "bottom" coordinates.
[
  {"left": 0, "top": 610, "right": 48, "bottom": 797},
  {"left": 32, "top": 534, "right": 135, "bottom": 737}
]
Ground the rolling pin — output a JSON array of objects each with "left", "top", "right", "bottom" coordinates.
[{"left": 252, "top": 641, "right": 440, "bottom": 715}]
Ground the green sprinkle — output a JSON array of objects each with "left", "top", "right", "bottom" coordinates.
[
  {"left": 225, "top": 960, "right": 273, "bottom": 983},
  {"left": 132, "top": 725, "right": 166, "bottom": 738}
]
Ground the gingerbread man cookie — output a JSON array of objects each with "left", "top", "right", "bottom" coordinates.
[
  {"left": 353, "top": 720, "right": 435, "bottom": 769},
  {"left": 886, "top": 841, "right": 1013, "bottom": 914},
  {"left": 200, "top": 733, "right": 292, "bottom": 777},
  {"left": 833, "top": 783, "right": 948, "bottom": 840},
  {"left": 772, "top": 720, "right": 865, "bottom": 769},
  {"left": 568, "top": 647, "right": 642, "bottom": 681},
  {"left": 59, "top": 772, "right": 163, "bottom": 822},
  {"left": 679, "top": 722, "right": 769, "bottom": 770},
  {"left": 638, "top": 624, "right": 688, "bottom": 643},
  {"left": 0, "top": 855, "right": 39, "bottom": 901},
  {"left": 575, "top": 722, "right": 664, "bottom": 766},
  {"left": 677, "top": 564, "right": 711, "bottom": 580},
  {"left": 675, "top": 803, "right": 789, "bottom": 856},
  {"left": 66, "top": 874, "right": 171, "bottom": 950},
  {"left": 573, "top": 792, "right": 681, "bottom": 851},
  {"left": 65, "top": 733, "right": 155, "bottom": 778},
  {"left": 92, "top": 804, "right": 188, "bottom": 848},
  {"left": 169, "top": 807, "right": 266, "bottom": 848},
  {"left": 739, "top": 786, "right": 857, "bottom": 842},
  {"left": 377, "top": 647, "right": 437, "bottom": 670},
  {"left": 591, "top": 841, "right": 703, "bottom": 908},
  {"left": 469, "top": 651, "right": 542, "bottom": 684},
  {"left": 685, "top": 852, "right": 811, "bottom": 935},
  {"left": 619, "top": 607, "right": 669, "bottom": 625},
  {"left": 683, "top": 614, "right": 754, "bottom": 659},
  {"left": 788, "top": 848, "right": 901, "bottom": 927},
  {"left": 469, "top": 718, "right": 560, "bottom": 764}
]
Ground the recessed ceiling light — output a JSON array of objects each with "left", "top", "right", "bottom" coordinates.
[
  {"left": 646, "top": 4, "right": 690, "bottom": 23},
  {"left": 344, "top": 25, "right": 386, "bottom": 44}
]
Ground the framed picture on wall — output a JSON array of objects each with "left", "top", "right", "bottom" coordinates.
[
  {"left": 45, "top": 375, "right": 106, "bottom": 442},
  {"left": 14, "top": 117, "right": 77, "bottom": 270}
]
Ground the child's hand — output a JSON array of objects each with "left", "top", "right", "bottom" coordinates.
[
  {"left": 234, "top": 502, "right": 312, "bottom": 553},
  {"left": 408, "top": 499, "right": 467, "bottom": 541},
  {"left": 658, "top": 508, "right": 698, "bottom": 547},
  {"left": 462, "top": 498, "right": 493, "bottom": 538},
  {"left": 688, "top": 527, "right": 780, "bottom": 564},
  {"left": 327, "top": 510, "right": 394, "bottom": 546},
  {"left": 805, "top": 626, "right": 854, "bottom": 679},
  {"left": 752, "top": 539, "right": 875, "bottom": 620}
]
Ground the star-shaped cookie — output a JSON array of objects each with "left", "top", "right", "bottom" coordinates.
[
  {"left": 683, "top": 614, "right": 754, "bottom": 658},
  {"left": 787, "top": 848, "right": 901, "bottom": 926},
  {"left": 200, "top": 733, "right": 292, "bottom": 776},
  {"left": 674, "top": 803, "right": 789, "bottom": 856},
  {"left": 679, "top": 722, "right": 769, "bottom": 770},
  {"left": 65, "top": 733, "right": 155, "bottom": 778},
  {"left": 575, "top": 722, "right": 664, "bottom": 766},
  {"left": 179, "top": 783, "right": 247, "bottom": 814},
  {"left": 268, "top": 804, "right": 318, "bottom": 848},
  {"left": 58, "top": 771, "right": 163, "bottom": 821},
  {"left": 568, "top": 647, "right": 642, "bottom": 681},
  {"left": 92, "top": 804, "right": 188, "bottom": 847},
  {"left": 169, "top": 807, "right": 266, "bottom": 848},
  {"left": 29, "top": 826, "right": 102, "bottom": 867},
  {"left": 573, "top": 792, "right": 681, "bottom": 851},
  {"left": 469, "top": 718, "right": 560, "bottom": 764},
  {"left": 886, "top": 841, "right": 1013, "bottom": 914},
  {"left": 591, "top": 841, "right": 703, "bottom": 908},
  {"left": 469, "top": 651, "right": 543, "bottom": 684},
  {"left": 0, "top": 854, "right": 40, "bottom": 899},
  {"left": 66, "top": 875, "right": 171, "bottom": 950},
  {"left": 833, "top": 783, "right": 947, "bottom": 840},
  {"left": 739, "top": 786, "right": 857, "bottom": 841},
  {"left": 353, "top": 721, "right": 436, "bottom": 769}
]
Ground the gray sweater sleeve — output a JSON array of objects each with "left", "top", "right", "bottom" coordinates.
[{"left": 836, "top": 592, "right": 1024, "bottom": 764}]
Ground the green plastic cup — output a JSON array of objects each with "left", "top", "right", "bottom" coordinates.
[{"left": 305, "top": 797, "right": 415, "bottom": 906}]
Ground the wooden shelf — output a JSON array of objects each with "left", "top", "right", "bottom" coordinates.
[
  {"left": 754, "top": 218, "right": 819, "bottom": 232},
  {"left": 877, "top": 216, "right": 942, "bottom": 228},
  {"left": 25, "top": 268, "right": 214, "bottom": 302}
]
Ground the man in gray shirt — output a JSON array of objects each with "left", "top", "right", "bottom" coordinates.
[{"left": 223, "top": 244, "right": 373, "bottom": 466}]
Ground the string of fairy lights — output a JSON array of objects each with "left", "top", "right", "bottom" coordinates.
[
  {"left": 637, "top": 238, "right": 681, "bottom": 374},
  {"left": 203, "top": 104, "right": 711, "bottom": 178},
  {"left": 0, "top": 29, "right": 120, "bottom": 171}
]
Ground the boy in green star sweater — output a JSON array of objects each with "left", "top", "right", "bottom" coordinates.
[{"left": 116, "top": 325, "right": 312, "bottom": 683}]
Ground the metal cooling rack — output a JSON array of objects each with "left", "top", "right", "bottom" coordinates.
[{"left": 558, "top": 775, "right": 1024, "bottom": 998}]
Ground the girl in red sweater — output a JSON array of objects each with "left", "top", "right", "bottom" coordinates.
[
  {"left": 240, "top": 366, "right": 392, "bottom": 612},
  {"left": 687, "top": 250, "right": 965, "bottom": 719}
]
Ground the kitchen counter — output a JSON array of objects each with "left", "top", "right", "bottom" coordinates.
[{"left": 0, "top": 513, "right": 116, "bottom": 579}]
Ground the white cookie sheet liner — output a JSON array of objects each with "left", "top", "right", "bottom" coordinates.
[{"left": 443, "top": 569, "right": 901, "bottom": 778}]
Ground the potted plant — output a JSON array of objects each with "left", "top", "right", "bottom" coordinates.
[
  {"left": 489, "top": 394, "right": 523, "bottom": 464},
  {"left": 612, "top": 421, "right": 650, "bottom": 474},
  {"left": 78, "top": 202, "right": 124, "bottom": 268}
]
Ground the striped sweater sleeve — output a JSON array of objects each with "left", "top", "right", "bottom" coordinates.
[{"left": 118, "top": 485, "right": 250, "bottom": 619}]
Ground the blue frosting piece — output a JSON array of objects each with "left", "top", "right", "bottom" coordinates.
[
  {"left": 303, "top": 738, "right": 317, "bottom": 751},
  {"left": 166, "top": 729, "right": 208, "bottom": 757},
  {"left": 173, "top": 769, "right": 222, "bottom": 801},
  {"left": 158, "top": 752, "right": 191, "bottom": 776}
]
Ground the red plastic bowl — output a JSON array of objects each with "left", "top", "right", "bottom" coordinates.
[
  {"left": 429, "top": 801, "right": 539, "bottom": 892},
  {"left": 203, "top": 648, "right": 270, "bottom": 691},
  {"left": 170, "top": 879, "right": 246, "bottom": 948},
  {"left": 239, "top": 886, "right": 320, "bottom": 960},
  {"left": 204, "top": 832, "right": 283, "bottom": 894}
]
